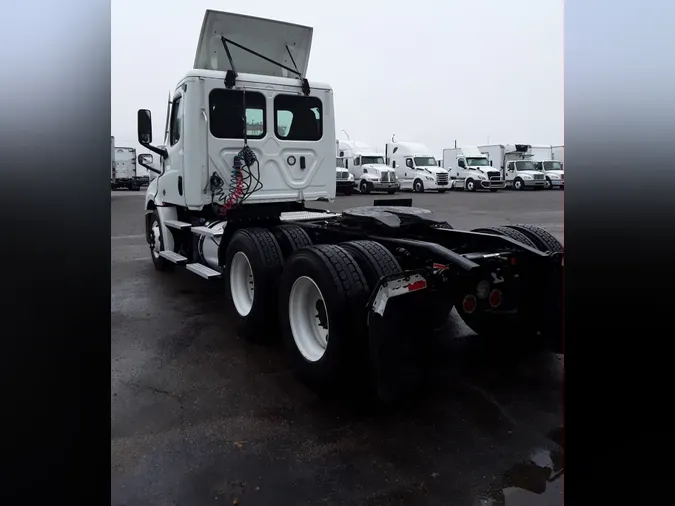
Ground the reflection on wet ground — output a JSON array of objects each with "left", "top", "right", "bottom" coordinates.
[{"left": 477, "top": 428, "right": 563, "bottom": 506}]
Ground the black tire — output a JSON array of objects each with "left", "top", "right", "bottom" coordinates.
[
  {"left": 148, "top": 210, "right": 173, "bottom": 271},
  {"left": 272, "top": 225, "right": 313, "bottom": 260},
  {"left": 489, "top": 188, "right": 499, "bottom": 192},
  {"left": 343, "top": 187, "right": 353, "bottom": 196},
  {"left": 279, "top": 245, "right": 370, "bottom": 393},
  {"left": 387, "top": 189, "right": 397, "bottom": 195},
  {"left": 503, "top": 224, "right": 563, "bottom": 253},
  {"left": 465, "top": 178, "right": 476, "bottom": 192},
  {"left": 544, "top": 177, "right": 553, "bottom": 190},
  {"left": 438, "top": 189, "right": 447, "bottom": 193},
  {"left": 339, "top": 240, "right": 401, "bottom": 291},
  {"left": 360, "top": 180, "right": 372, "bottom": 194},
  {"left": 471, "top": 226, "right": 538, "bottom": 248},
  {"left": 413, "top": 179, "right": 424, "bottom": 193},
  {"left": 513, "top": 178, "right": 525, "bottom": 191},
  {"left": 224, "top": 228, "right": 284, "bottom": 343}
]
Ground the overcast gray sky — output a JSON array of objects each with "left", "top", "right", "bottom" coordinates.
[{"left": 112, "top": 0, "right": 562, "bottom": 157}]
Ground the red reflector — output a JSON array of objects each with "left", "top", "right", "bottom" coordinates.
[
  {"left": 488, "top": 289, "right": 502, "bottom": 308},
  {"left": 462, "top": 294, "right": 477, "bottom": 313},
  {"left": 407, "top": 280, "right": 427, "bottom": 292},
  {"left": 510, "top": 257, "right": 517, "bottom": 266},
  {"left": 432, "top": 263, "right": 448, "bottom": 270}
]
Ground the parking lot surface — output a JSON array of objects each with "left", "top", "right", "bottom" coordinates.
[{"left": 111, "top": 189, "right": 563, "bottom": 506}]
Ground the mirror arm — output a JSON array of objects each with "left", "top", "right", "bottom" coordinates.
[
  {"left": 138, "top": 159, "right": 161, "bottom": 175},
  {"left": 141, "top": 141, "right": 168, "bottom": 159}
]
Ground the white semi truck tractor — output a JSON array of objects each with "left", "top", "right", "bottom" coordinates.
[{"left": 136, "top": 10, "right": 564, "bottom": 401}]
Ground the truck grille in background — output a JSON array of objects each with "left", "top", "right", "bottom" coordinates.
[
  {"left": 381, "top": 172, "right": 391, "bottom": 182},
  {"left": 337, "top": 171, "right": 349, "bottom": 180},
  {"left": 533, "top": 173, "right": 545, "bottom": 180},
  {"left": 436, "top": 172, "right": 449, "bottom": 185},
  {"left": 488, "top": 171, "right": 501, "bottom": 179}
]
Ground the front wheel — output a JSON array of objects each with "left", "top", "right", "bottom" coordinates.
[
  {"left": 438, "top": 189, "right": 447, "bottom": 193},
  {"left": 360, "top": 180, "right": 372, "bottom": 194},
  {"left": 413, "top": 179, "right": 424, "bottom": 193},
  {"left": 148, "top": 210, "right": 172, "bottom": 271},
  {"left": 465, "top": 179, "right": 476, "bottom": 192},
  {"left": 513, "top": 178, "right": 525, "bottom": 191},
  {"left": 387, "top": 189, "right": 397, "bottom": 195},
  {"left": 544, "top": 177, "right": 552, "bottom": 190}
]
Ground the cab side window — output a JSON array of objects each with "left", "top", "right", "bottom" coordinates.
[{"left": 169, "top": 96, "right": 183, "bottom": 146}]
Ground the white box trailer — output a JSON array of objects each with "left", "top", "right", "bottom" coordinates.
[
  {"left": 133, "top": 9, "right": 564, "bottom": 402},
  {"left": 552, "top": 145, "right": 564, "bottom": 163},
  {"left": 111, "top": 146, "right": 141, "bottom": 191}
]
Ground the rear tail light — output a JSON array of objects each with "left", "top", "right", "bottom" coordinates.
[
  {"left": 488, "top": 289, "right": 502, "bottom": 308},
  {"left": 462, "top": 294, "right": 477, "bottom": 314}
]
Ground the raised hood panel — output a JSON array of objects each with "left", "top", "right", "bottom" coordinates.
[{"left": 194, "top": 10, "right": 313, "bottom": 78}]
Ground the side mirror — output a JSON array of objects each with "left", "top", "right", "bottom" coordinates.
[
  {"left": 137, "top": 152, "right": 161, "bottom": 175},
  {"left": 137, "top": 109, "right": 153, "bottom": 144},
  {"left": 489, "top": 160, "right": 493, "bottom": 166}
]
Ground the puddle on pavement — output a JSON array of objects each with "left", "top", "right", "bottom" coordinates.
[{"left": 476, "top": 432, "right": 564, "bottom": 506}]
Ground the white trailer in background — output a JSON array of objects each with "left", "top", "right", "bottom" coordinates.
[
  {"left": 442, "top": 145, "right": 505, "bottom": 192},
  {"left": 112, "top": 146, "right": 141, "bottom": 191},
  {"left": 552, "top": 145, "right": 564, "bottom": 163},
  {"left": 111, "top": 136, "right": 115, "bottom": 183},
  {"left": 337, "top": 140, "right": 399, "bottom": 194},
  {"left": 478, "top": 144, "right": 547, "bottom": 191},
  {"left": 385, "top": 141, "right": 449, "bottom": 193}
]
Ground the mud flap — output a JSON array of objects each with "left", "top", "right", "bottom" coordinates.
[{"left": 367, "top": 270, "right": 435, "bottom": 403}]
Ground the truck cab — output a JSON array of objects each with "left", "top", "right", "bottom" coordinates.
[
  {"left": 534, "top": 160, "right": 564, "bottom": 189},
  {"left": 385, "top": 141, "right": 449, "bottom": 192},
  {"left": 504, "top": 160, "right": 547, "bottom": 190},
  {"left": 337, "top": 140, "right": 399, "bottom": 194},
  {"left": 442, "top": 145, "right": 505, "bottom": 192},
  {"left": 335, "top": 156, "right": 354, "bottom": 195}
]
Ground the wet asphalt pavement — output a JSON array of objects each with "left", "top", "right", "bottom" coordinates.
[{"left": 111, "top": 189, "right": 564, "bottom": 506}]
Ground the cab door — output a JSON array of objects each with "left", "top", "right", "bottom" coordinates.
[{"left": 158, "top": 90, "right": 186, "bottom": 205}]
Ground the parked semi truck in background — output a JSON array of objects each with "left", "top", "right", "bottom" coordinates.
[
  {"left": 478, "top": 144, "right": 547, "bottom": 190},
  {"left": 134, "top": 9, "right": 564, "bottom": 402},
  {"left": 335, "top": 156, "right": 355, "bottom": 195},
  {"left": 530, "top": 145, "right": 564, "bottom": 190},
  {"left": 337, "top": 140, "right": 399, "bottom": 194},
  {"left": 385, "top": 141, "right": 449, "bottom": 192},
  {"left": 443, "top": 145, "right": 505, "bottom": 192}
]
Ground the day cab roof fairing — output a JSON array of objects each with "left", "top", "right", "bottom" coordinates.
[{"left": 194, "top": 10, "right": 313, "bottom": 79}]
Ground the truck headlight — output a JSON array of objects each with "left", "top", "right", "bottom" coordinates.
[
  {"left": 425, "top": 176, "right": 434, "bottom": 181},
  {"left": 549, "top": 174, "right": 559, "bottom": 180},
  {"left": 522, "top": 174, "right": 532, "bottom": 179},
  {"left": 348, "top": 173, "right": 354, "bottom": 181},
  {"left": 476, "top": 174, "right": 487, "bottom": 180}
]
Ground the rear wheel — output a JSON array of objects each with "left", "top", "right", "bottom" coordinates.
[
  {"left": 503, "top": 224, "right": 563, "bottom": 253},
  {"left": 279, "top": 245, "right": 371, "bottom": 393},
  {"left": 224, "top": 228, "right": 284, "bottom": 343},
  {"left": 471, "top": 226, "right": 539, "bottom": 248},
  {"left": 272, "top": 224, "right": 313, "bottom": 260}
]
